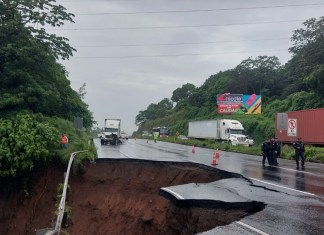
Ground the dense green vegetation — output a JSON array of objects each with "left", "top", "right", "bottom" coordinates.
[
  {"left": 0, "top": 0, "right": 96, "bottom": 189},
  {"left": 135, "top": 17, "right": 324, "bottom": 146},
  {"left": 0, "top": 0, "right": 94, "bottom": 127}
]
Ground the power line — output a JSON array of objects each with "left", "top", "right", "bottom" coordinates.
[
  {"left": 75, "top": 3, "right": 324, "bottom": 15},
  {"left": 53, "top": 19, "right": 303, "bottom": 31},
  {"left": 74, "top": 48, "right": 288, "bottom": 59},
  {"left": 75, "top": 37, "right": 290, "bottom": 48}
]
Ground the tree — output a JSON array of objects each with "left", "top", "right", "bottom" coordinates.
[
  {"left": 135, "top": 110, "right": 147, "bottom": 126},
  {"left": 0, "top": 0, "right": 76, "bottom": 60},
  {"left": 289, "top": 17, "right": 324, "bottom": 55},
  {"left": 0, "top": 0, "right": 94, "bottom": 127},
  {"left": 171, "top": 83, "right": 196, "bottom": 103},
  {"left": 155, "top": 98, "right": 173, "bottom": 118},
  {"left": 135, "top": 98, "right": 173, "bottom": 125},
  {"left": 231, "top": 56, "right": 282, "bottom": 98},
  {"left": 157, "top": 98, "right": 173, "bottom": 110},
  {"left": 135, "top": 104, "right": 159, "bottom": 125},
  {"left": 188, "top": 88, "right": 207, "bottom": 107},
  {"left": 284, "top": 17, "right": 324, "bottom": 96},
  {"left": 78, "top": 83, "right": 87, "bottom": 100},
  {"left": 304, "top": 65, "right": 324, "bottom": 98}
]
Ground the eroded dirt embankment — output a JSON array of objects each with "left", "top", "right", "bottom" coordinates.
[{"left": 0, "top": 159, "right": 264, "bottom": 235}]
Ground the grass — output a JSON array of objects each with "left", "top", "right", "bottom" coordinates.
[{"left": 137, "top": 136, "right": 324, "bottom": 163}]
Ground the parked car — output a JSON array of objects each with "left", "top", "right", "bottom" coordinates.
[
  {"left": 246, "top": 136, "right": 254, "bottom": 146},
  {"left": 120, "top": 131, "right": 128, "bottom": 140},
  {"left": 142, "top": 131, "right": 152, "bottom": 137}
]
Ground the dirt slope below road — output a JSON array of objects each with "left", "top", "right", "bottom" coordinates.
[
  {"left": 67, "top": 159, "right": 260, "bottom": 235},
  {"left": 1, "top": 159, "right": 263, "bottom": 235}
]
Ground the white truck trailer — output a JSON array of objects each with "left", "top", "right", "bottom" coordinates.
[
  {"left": 188, "top": 119, "right": 252, "bottom": 146},
  {"left": 100, "top": 119, "right": 122, "bottom": 145}
]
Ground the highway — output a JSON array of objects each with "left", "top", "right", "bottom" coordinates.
[{"left": 95, "top": 138, "right": 324, "bottom": 235}]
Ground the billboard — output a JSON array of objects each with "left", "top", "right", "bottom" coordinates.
[{"left": 217, "top": 93, "right": 261, "bottom": 114}]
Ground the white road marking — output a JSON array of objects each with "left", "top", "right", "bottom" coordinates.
[
  {"left": 274, "top": 166, "right": 323, "bottom": 177},
  {"left": 161, "top": 187, "right": 270, "bottom": 235},
  {"left": 250, "top": 177, "right": 315, "bottom": 196},
  {"left": 237, "top": 221, "right": 269, "bottom": 235},
  {"left": 119, "top": 150, "right": 132, "bottom": 158},
  {"left": 160, "top": 187, "right": 184, "bottom": 199},
  {"left": 161, "top": 186, "right": 271, "bottom": 235}
]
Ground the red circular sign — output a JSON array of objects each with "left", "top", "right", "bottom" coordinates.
[{"left": 288, "top": 120, "right": 296, "bottom": 129}]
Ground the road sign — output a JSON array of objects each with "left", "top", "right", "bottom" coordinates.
[
  {"left": 74, "top": 117, "right": 83, "bottom": 130},
  {"left": 287, "top": 119, "right": 297, "bottom": 137}
]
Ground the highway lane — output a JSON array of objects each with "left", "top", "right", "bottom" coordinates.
[
  {"left": 95, "top": 138, "right": 324, "bottom": 235},
  {"left": 96, "top": 138, "right": 324, "bottom": 197}
]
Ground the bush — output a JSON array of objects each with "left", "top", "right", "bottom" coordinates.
[
  {"left": 0, "top": 114, "right": 59, "bottom": 177},
  {"left": 157, "top": 137, "right": 324, "bottom": 163}
]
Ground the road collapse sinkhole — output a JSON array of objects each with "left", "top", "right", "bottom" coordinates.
[
  {"left": 0, "top": 159, "right": 266, "bottom": 235},
  {"left": 67, "top": 159, "right": 266, "bottom": 235}
]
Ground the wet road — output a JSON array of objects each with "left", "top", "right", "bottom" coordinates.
[{"left": 95, "top": 138, "right": 324, "bottom": 235}]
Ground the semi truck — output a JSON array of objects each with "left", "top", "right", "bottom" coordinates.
[
  {"left": 188, "top": 119, "right": 252, "bottom": 146},
  {"left": 100, "top": 119, "right": 122, "bottom": 145},
  {"left": 275, "top": 108, "right": 324, "bottom": 145}
]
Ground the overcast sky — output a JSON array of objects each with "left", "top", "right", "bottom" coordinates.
[{"left": 53, "top": 0, "right": 324, "bottom": 134}]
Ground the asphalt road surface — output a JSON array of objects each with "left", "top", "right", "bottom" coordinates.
[{"left": 95, "top": 138, "right": 324, "bottom": 235}]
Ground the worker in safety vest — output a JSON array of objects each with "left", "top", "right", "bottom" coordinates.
[
  {"left": 153, "top": 132, "right": 159, "bottom": 143},
  {"left": 61, "top": 134, "right": 68, "bottom": 148}
]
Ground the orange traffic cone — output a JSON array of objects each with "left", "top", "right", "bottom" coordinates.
[
  {"left": 192, "top": 146, "right": 196, "bottom": 154},
  {"left": 215, "top": 149, "right": 220, "bottom": 159},
  {"left": 211, "top": 153, "right": 217, "bottom": 166}
]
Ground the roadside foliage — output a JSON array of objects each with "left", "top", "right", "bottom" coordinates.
[
  {"left": 0, "top": 0, "right": 96, "bottom": 182},
  {"left": 0, "top": 114, "right": 59, "bottom": 177}
]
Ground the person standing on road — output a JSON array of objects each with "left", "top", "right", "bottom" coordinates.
[
  {"left": 293, "top": 137, "right": 305, "bottom": 169},
  {"left": 272, "top": 138, "right": 280, "bottom": 166},
  {"left": 274, "top": 137, "right": 281, "bottom": 158},
  {"left": 261, "top": 140, "right": 270, "bottom": 166},
  {"left": 61, "top": 133, "right": 68, "bottom": 148},
  {"left": 153, "top": 132, "right": 159, "bottom": 143},
  {"left": 267, "top": 138, "right": 277, "bottom": 166}
]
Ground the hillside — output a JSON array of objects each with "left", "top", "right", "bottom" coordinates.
[{"left": 135, "top": 17, "right": 324, "bottom": 143}]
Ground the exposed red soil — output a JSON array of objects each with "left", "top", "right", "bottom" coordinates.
[
  {"left": 0, "top": 159, "right": 261, "bottom": 235},
  {"left": 0, "top": 167, "right": 65, "bottom": 235}
]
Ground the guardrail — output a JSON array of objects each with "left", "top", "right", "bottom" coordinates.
[{"left": 40, "top": 150, "right": 88, "bottom": 235}]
